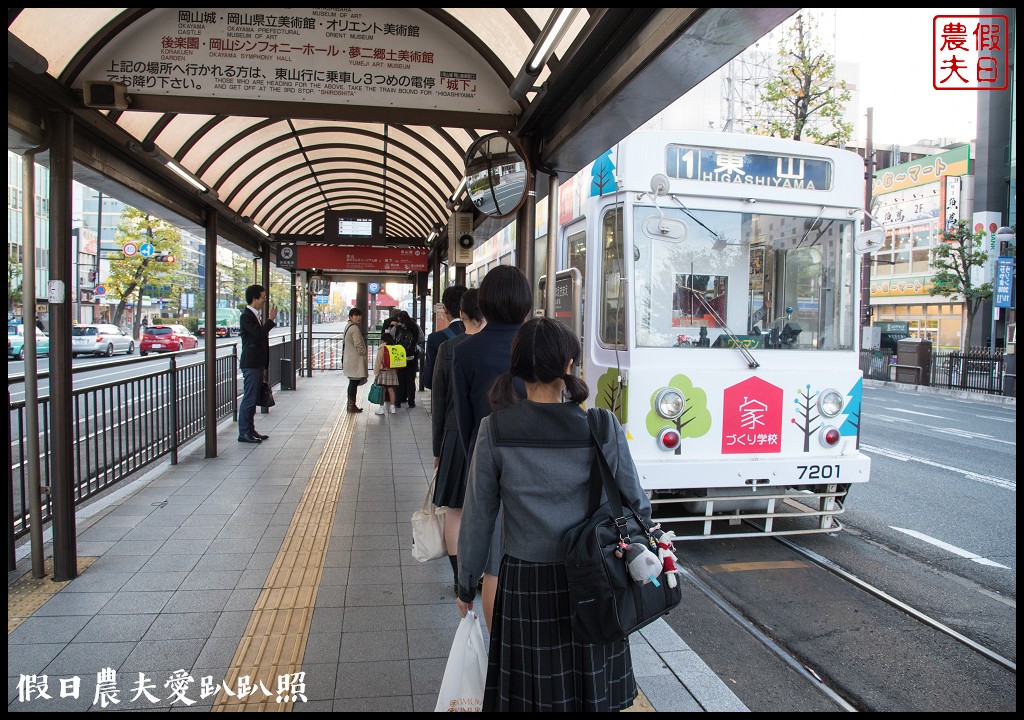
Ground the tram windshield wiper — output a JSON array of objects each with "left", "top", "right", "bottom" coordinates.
[
  {"left": 669, "top": 195, "right": 723, "bottom": 244},
  {"left": 692, "top": 291, "right": 760, "bottom": 369}
]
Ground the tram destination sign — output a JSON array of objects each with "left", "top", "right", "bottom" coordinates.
[{"left": 666, "top": 145, "right": 833, "bottom": 190}]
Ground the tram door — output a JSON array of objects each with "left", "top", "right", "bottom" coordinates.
[{"left": 565, "top": 226, "right": 587, "bottom": 344}]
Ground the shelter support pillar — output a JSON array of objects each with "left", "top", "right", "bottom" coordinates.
[
  {"left": 545, "top": 173, "right": 560, "bottom": 319},
  {"left": 516, "top": 137, "right": 538, "bottom": 297},
  {"left": 290, "top": 271, "right": 298, "bottom": 389},
  {"left": 48, "top": 111, "right": 77, "bottom": 581},
  {"left": 204, "top": 209, "right": 218, "bottom": 458}
]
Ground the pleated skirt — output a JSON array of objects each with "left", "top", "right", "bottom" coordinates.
[
  {"left": 483, "top": 556, "right": 637, "bottom": 712},
  {"left": 432, "top": 429, "right": 468, "bottom": 508}
]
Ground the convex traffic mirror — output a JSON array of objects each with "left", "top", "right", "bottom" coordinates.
[{"left": 464, "top": 133, "right": 530, "bottom": 219}]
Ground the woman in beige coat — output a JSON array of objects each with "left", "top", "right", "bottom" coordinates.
[{"left": 342, "top": 307, "right": 368, "bottom": 412}]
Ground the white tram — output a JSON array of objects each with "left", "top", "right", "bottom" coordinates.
[{"left": 539, "top": 131, "right": 878, "bottom": 538}]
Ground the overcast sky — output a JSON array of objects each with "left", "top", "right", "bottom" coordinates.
[{"left": 834, "top": 8, "right": 982, "bottom": 146}]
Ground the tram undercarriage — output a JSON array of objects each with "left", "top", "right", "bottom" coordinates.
[{"left": 649, "top": 484, "right": 852, "bottom": 539}]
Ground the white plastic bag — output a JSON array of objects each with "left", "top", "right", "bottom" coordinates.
[
  {"left": 435, "top": 611, "right": 487, "bottom": 712},
  {"left": 412, "top": 470, "right": 447, "bottom": 562}
]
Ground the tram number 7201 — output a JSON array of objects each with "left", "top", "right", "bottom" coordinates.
[{"left": 797, "top": 464, "right": 841, "bottom": 480}]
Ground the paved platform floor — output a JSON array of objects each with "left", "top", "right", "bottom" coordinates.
[{"left": 8, "top": 371, "right": 747, "bottom": 712}]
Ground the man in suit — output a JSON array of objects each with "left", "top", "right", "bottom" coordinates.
[
  {"left": 422, "top": 284, "right": 467, "bottom": 390},
  {"left": 238, "top": 283, "right": 277, "bottom": 443}
]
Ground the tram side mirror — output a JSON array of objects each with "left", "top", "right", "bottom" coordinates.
[
  {"left": 463, "top": 133, "right": 531, "bottom": 219},
  {"left": 854, "top": 227, "right": 885, "bottom": 254}
]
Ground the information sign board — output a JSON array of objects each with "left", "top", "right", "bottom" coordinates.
[{"left": 297, "top": 245, "right": 428, "bottom": 273}]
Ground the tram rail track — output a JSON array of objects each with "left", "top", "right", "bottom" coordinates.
[
  {"left": 772, "top": 535, "right": 1016, "bottom": 674},
  {"left": 679, "top": 565, "right": 859, "bottom": 711},
  {"left": 671, "top": 523, "right": 1016, "bottom": 712}
]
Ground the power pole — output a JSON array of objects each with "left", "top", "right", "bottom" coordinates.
[{"left": 860, "top": 107, "right": 876, "bottom": 328}]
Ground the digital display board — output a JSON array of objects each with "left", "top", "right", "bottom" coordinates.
[{"left": 324, "top": 210, "right": 386, "bottom": 245}]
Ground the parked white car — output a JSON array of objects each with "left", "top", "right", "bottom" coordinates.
[{"left": 71, "top": 323, "right": 135, "bottom": 357}]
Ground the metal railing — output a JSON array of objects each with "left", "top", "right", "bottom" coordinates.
[
  {"left": 930, "top": 348, "right": 1005, "bottom": 394},
  {"left": 8, "top": 333, "right": 298, "bottom": 544},
  {"left": 860, "top": 347, "right": 1006, "bottom": 395},
  {"left": 859, "top": 349, "right": 895, "bottom": 381},
  {"left": 301, "top": 329, "right": 381, "bottom": 373}
]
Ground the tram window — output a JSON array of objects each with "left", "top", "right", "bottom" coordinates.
[
  {"left": 599, "top": 207, "right": 626, "bottom": 347},
  {"left": 632, "top": 205, "right": 856, "bottom": 350},
  {"left": 672, "top": 274, "right": 728, "bottom": 328},
  {"left": 567, "top": 230, "right": 587, "bottom": 287}
]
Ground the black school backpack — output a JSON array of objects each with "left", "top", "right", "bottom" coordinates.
[{"left": 396, "top": 324, "right": 419, "bottom": 357}]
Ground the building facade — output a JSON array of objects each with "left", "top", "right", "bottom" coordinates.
[{"left": 867, "top": 145, "right": 975, "bottom": 349}]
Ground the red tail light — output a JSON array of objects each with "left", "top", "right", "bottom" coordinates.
[
  {"left": 819, "top": 426, "right": 841, "bottom": 448},
  {"left": 96, "top": 336, "right": 104, "bottom": 341},
  {"left": 657, "top": 427, "right": 681, "bottom": 451}
]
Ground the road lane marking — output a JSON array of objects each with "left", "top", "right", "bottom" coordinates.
[
  {"left": 861, "top": 444, "right": 1015, "bottom": 491},
  {"left": 888, "top": 408, "right": 944, "bottom": 418},
  {"left": 928, "top": 426, "right": 1015, "bottom": 445},
  {"left": 890, "top": 527, "right": 1011, "bottom": 569},
  {"left": 871, "top": 415, "right": 912, "bottom": 423}
]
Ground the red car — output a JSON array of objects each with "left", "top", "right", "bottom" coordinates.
[{"left": 139, "top": 324, "right": 199, "bottom": 355}]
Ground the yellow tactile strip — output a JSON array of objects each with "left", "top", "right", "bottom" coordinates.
[
  {"left": 213, "top": 412, "right": 354, "bottom": 711},
  {"left": 624, "top": 688, "right": 656, "bottom": 712},
  {"left": 8, "top": 557, "right": 97, "bottom": 634}
]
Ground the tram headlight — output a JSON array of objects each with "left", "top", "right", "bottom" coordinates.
[
  {"left": 654, "top": 388, "right": 685, "bottom": 420},
  {"left": 817, "top": 389, "right": 845, "bottom": 418}
]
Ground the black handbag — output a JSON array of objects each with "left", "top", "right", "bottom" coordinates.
[
  {"left": 562, "top": 408, "right": 682, "bottom": 644},
  {"left": 259, "top": 381, "right": 276, "bottom": 407}
]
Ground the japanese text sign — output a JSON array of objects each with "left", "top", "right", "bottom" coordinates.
[
  {"left": 721, "top": 376, "right": 783, "bottom": 455},
  {"left": 296, "top": 244, "right": 427, "bottom": 272},
  {"left": 994, "top": 257, "right": 1014, "bottom": 309}
]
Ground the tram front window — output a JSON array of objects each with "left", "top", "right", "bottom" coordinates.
[{"left": 632, "top": 206, "right": 856, "bottom": 350}]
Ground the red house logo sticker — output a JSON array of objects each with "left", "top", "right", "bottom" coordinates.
[{"left": 722, "top": 376, "right": 783, "bottom": 454}]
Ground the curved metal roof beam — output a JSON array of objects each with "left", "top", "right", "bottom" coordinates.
[
  {"left": 257, "top": 170, "right": 442, "bottom": 234},
  {"left": 240, "top": 153, "right": 446, "bottom": 230},
  {"left": 227, "top": 145, "right": 455, "bottom": 227},
  {"left": 213, "top": 125, "right": 458, "bottom": 205},
  {"left": 257, "top": 173, "right": 441, "bottom": 236},
  {"left": 57, "top": 8, "right": 150, "bottom": 85},
  {"left": 279, "top": 182, "right": 436, "bottom": 237},
  {"left": 193, "top": 118, "right": 282, "bottom": 178},
  {"left": 288, "top": 195, "right": 424, "bottom": 238},
  {"left": 173, "top": 115, "right": 229, "bottom": 162}
]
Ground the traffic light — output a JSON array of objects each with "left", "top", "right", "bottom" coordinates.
[{"left": 153, "top": 253, "right": 176, "bottom": 263}]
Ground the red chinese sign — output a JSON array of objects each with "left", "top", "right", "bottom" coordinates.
[
  {"left": 296, "top": 245, "right": 428, "bottom": 272},
  {"left": 933, "top": 15, "right": 1009, "bottom": 90},
  {"left": 721, "top": 376, "right": 782, "bottom": 454}
]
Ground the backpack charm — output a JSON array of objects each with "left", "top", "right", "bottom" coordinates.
[
  {"left": 656, "top": 531, "right": 680, "bottom": 589},
  {"left": 624, "top": 542, "right": 662, "bottom": 586},
  {"left": 614, "top": 540, "right": 629, "bottom": 559}
]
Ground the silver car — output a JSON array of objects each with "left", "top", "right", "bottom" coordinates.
[{"left": 71, "top": 323, "right": 135, "bottom": 357}]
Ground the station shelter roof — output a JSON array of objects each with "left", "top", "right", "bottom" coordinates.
[{"left": 8, "top": 8, "right": 796, "bottom": 275}]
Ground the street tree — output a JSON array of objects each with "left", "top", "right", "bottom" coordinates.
[
  {"left": 929, "top": 219, "right": 993, "bottom": 352},
  {"left": 107, "top": 208, "right": 185, "bottom": 337},
  {"left": 8, "top": 254, "right": 23, "bottom": 315},
  {"left": 750, "top": 12, "right": 853, "bottom": 147},
  {"left": 227, "top": 255, "right": 255, "bottom": 310}
]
